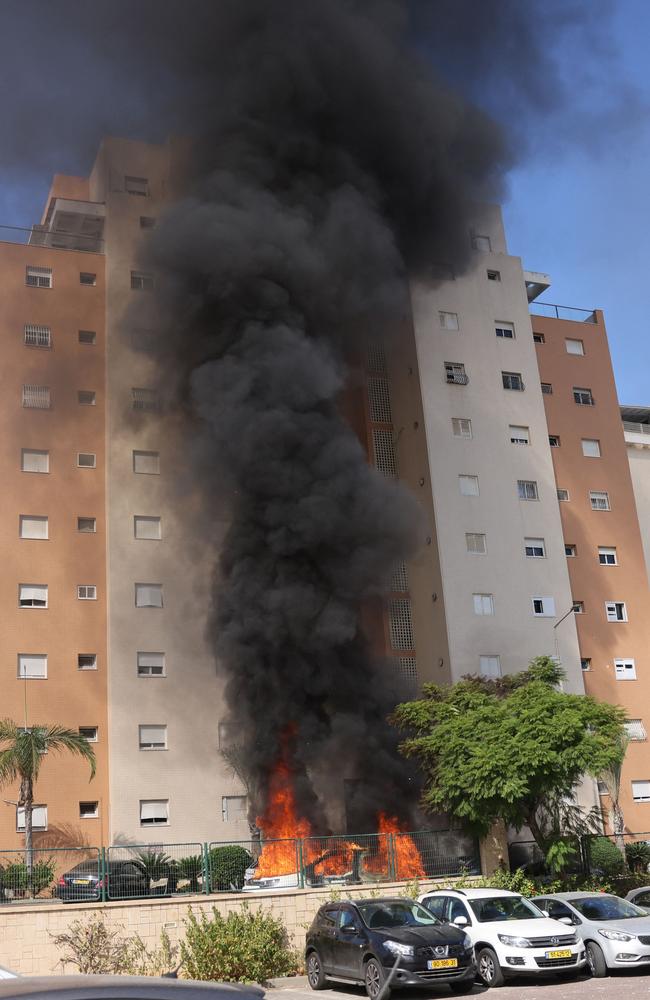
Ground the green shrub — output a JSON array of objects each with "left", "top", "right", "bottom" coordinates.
[
  {"left": 0, "top": 859, "right": 55, "bottom": 896},
  {"left": 625, "top": 842, "right": 650, "bottom": 873},
  {"left": 588, "top": 837, "right": 626, "bottom": 876},
  {"left": 180, "top": 904, "right": 299, "bottom": 983},
  {"left": 51, "top": 914, "right": 177, "bottom": 975},
  {"left": 178, "top": 855, "right": 204, "bottom": 893},
  {"left": 209, "top": 845, "right": 252, "bottom": 891}
]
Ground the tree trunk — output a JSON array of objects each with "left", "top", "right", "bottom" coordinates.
[
  {"left": 20, "top": 776, "right": 34, "bottom": 888},
  {"left": 611, "top": 803, "right": 626, "bottom": 857}
]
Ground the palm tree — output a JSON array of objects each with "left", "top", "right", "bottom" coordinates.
[
  {"left": 0, "top": 720, "right": 96, "bottom": 877},
  {"left": 598, "top": 734, "right": 630, "bottom": 857}
]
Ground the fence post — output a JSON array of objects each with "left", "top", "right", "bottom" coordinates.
[
  {"left": 202, "top": 843, "right": 210, "bottom": 895},
  {"left": 387, "top": 834, "right": 397, "bottom": 881},
  {"left": 581, "top": 835, "right": 591, "bottom": 876},
  {"left": 100, "top": 847, "right": 107, "bottom": 902},
  {"left": 296, "top": 839, "right": 304, "bottom": 889}
]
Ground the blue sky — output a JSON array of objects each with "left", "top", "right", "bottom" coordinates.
[{"left": 1, "top": 2, "right": 648, "bottom": 404}]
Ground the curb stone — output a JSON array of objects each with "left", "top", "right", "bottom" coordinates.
[{"left": 266, "top": 975, "right": 309, "bottom": 989}]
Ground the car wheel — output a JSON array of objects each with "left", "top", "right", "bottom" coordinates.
[
  {"left": 476, "top": 947, "right": 504, "bottom": 988},
  {"left": 585, "top": 941, "right": 608, "bottom": 978},
  {"left": 306, "top": 951, "right": 328, "bottom": 990},
  {"left": 364, "top": 958, "right": 388, "bottom": 1000}
]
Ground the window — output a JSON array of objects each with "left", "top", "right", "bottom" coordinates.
[
  {"left": 135, "top": 583, "right": 163, "bottom": 608},
  {"left": 134, "top": 515, "right": 162, "bottom": 540},
  {"left": 140, "top": 216, "right": 156, "bottom": 229},
  {"left": 20, "top": 515, "right": 48, "bottom": 539},
  {"left": 19, "top": 585, "right": 48, "bottom": 609},
  {"left": 487, "top": 269, "right": 501, "bottom": 281},
  {"left": 565, "top": 544, "right": 576, "bottom": 557},
  {"left": 439, "top": 311, "right": 459, "bottom": 330},
  {"left": 390, "top": 562, "right": 409, "bottom": 592},
  {"left": 17, "top": 805, "right": 47, "bottom": 830},
  {"left": 137, "top": 652, "right": 165, "bottom": 677},
  {"left": 549, "top": 435, "right": 560, "bottom": 448},
  {"left": 21, "top": 449, "right": 49, "bottom": 473},
  {"left": 140, "top": 800, "right": 169, "bottom": 825},
  {"left": 367, "top": 376, "right": 392, "bottom": 422},
  {"left": 80, "top": 272, "right": 96, "bottom": 286},
  {"left": 479, "top": 655, "right": 501, "bottom": 678},
  {"left": 133, "top": 450, "right": 160, "bottom": 474},
  {"left": 78, "top": 330, "right": 96, "bottom": 345},
  {"left": 222, "top": 795, "right": 248, "bottom": 822},
  {"left": 509, "top": 425, "right": 529, "bottom": 445},
  {"left": 78, "top": 654, "right": 97, "bottom": 670},
  {"left": 606, "top": 602, "right": 627, "bottom": 622},
  {"left": 77, "top": 517, "right": 96, "bottom": 533},
  {"left": 502, "top": 371, "right": 524, "bottom": 391},
  {"left": 597, "top": 781, "right": 608, "bottom": 795},
  {"left": 599, "top": 547, "right": 617, "bottom": 566},
  {"left": 472, "top": 234, "right": 491, "bottom": 251},
  {"left": 459, "top": 474, "right": 479, "bottom": 496},
  {"left": 372, "top": 429, "right": 398, "bottom": 477},
  {"left": 532, "top": 596, "right": 556, "bottom": 617},
  {"left": 79, "top": 801, "right": 99, "bottom": 819},
  {"left": 77, "top": 453, "right": 96, "bottom": 468},
  {"left": 533, "top": 333, "right": 545, "bottom": 344},
  {"left": 574, "top": 387, "right": 594, "bottom": 405},
  {"left": 125, "top": 176, "right": 149, "bottom": 196},
  {"left": 626, "top": 720, "right": 647, "bottom": 741},
  {"left": 541, "top": 382, "right": 553, "bottom": 394},
  {"left": 25, "top": 266, "right": 52, "bottom": 288},
  {"left": 77, "top": 586, "right": 97, "bottom": 600},
  {"left": 495, "top": 322, "right": 514, "bottom": 339},
  {"left": 445, "top": 362, "right": 468, "bottom": 385},
  {"left": 131, "top": 270, "right": 154, "bottom": 291},
  {"left": 452, "top": 417, "right": 472, "bottom": 438},
  {"left": 388, "top": 599, "right": 415, "bottom": 649},
  {"left": 557, "top": 488, "right": 570, "bottom": 501},
  {"left": 78, "top": 390, "right": 96, "bottom": 406},
  {"left": 132, "top": 387, "right": 159, "bottom": 411},
  {"left": 525, "top": 537, "right": 546, "bottom": 558},
  {"left": 22, "top": 384, "right": 50, "bottom": 408},
  {"left": 581, "top": 658, "right": 591, "bottom": 671},
  {"left": 632, "top": 781, "right": 650, "bottom": 801},
  {"left": 18, "top": 654, "right": 47, "bottom": 679},
  {"left": 473, "top": 593, "right": 494, "bottom": 616},
  {"left": 566, "top": 338, "right": 585, "bottom": 356},
  {"left": 590, "top": 491, "right": 610, "bottom": 511},
  {"left": 517, "top": 480, "right": 539, "bottom": 501},
  {"left": 466, "top": 532, "right": 487, "bottom": 554},
  {"left": 24, "top": 324, "right": 51, "bottom": 348},
  {"left": 139, "top": 724, "right": 167, "bottom": 750},
  {"left": 79, "top": 727, "right": 98, "bottom": 743},
  {"left": 572, "top": 601, "right": 585, "bottom": 613},
  {"left": 582, "top": 439, "right": 601, "bottom": 458}
]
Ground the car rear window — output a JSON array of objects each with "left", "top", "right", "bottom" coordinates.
[{"left": 571, "top": 896, "right": 647, "bottom": 920}]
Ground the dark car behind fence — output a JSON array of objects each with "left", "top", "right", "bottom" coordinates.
[{"left": 0, "top": 830, "right": 479, "bottom": 904}]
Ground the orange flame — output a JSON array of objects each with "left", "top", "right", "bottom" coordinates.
[
  {"left": 376, "top": 811, "right": 426, "bottom": 878},
  {"left": 255, "top": 756, "right": 312, "bottom": 876}
]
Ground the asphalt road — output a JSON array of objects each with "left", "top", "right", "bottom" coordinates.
[{"left": 270, "top": 971, "right": 650, "bottom": 1000}]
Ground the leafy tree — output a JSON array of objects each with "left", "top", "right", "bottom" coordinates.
[
  {"left": 0, "top": 720, "right": 96, "bottom": 877},
  {"left": 391, "top": 658, "right": 626, "bottom": 864},
  {"left": 598, "top": 734, "right": 630, "bottom": 855}
]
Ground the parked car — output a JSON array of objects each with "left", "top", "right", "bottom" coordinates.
[
  {"left": 55, "top": 860, "right": 149, "bottom": 902},
  {"left": 419, "top": 887, "right": 586, "bottom": 987},
  {"left": 626, "top": 885, "right": 650, "bottom": 910},
  {"left": 305, "top": 896, "right": 476, "bottom": 999},
  {"left": 0, "top": 977, "right": 263, "bottom": 1000},
  {"left": 532, "top": 891, "right": 650, "bottom": 977},
  {"left": 0, "top": 969, "right": 18, "bottom": 980}
]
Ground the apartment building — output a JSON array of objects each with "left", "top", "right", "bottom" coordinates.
[{"left": 534, "top": 310, "right": 650, "bottom": 832}]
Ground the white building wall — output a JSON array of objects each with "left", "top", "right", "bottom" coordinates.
[{"left": 410, "top": 206, "right": 584, "bottom": 691}]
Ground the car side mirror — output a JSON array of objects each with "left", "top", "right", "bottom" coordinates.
[
  {"left": 453, "top": 915, "right": 469, "bottom": 928},
  {"left": 558, "top": 917, "right": 574, "bottom": 926}
]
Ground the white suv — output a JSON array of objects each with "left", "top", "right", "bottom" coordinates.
[{"left": 418, "top": 888, "right": 586, "bottom": 986}]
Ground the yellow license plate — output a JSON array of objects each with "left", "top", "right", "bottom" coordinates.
[
  {"left": 546, "top": 950, "right": 572, "bottom": 959},
  {"left": 427, "top": 959, "right": 458, "bottom": 969},
  {"left": 72, "top": 879, "right": 90, "bottom": 885}
]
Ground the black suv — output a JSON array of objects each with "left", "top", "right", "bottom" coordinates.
[{"left": 305, "top": 897, "right": 476, "bottom": 998}]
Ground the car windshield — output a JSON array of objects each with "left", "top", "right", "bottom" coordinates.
[
  {"left": 571, "top": 896, "right": 648, "bottom": 921},
  {"left": 357, "top": 901, "right": 439, "bottom": 929},
  {"left": 469, "top": 896, "right": 544, "bottom": 922}
]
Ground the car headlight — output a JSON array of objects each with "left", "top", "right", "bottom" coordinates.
[
  {"left": 598, "top": 929, "right": 635, "bottom": 942},
  {"left": 384, "top": 941, "right": 415, "bottom": 958},
  {"left": 462, "top": 933, "right": 473, "bottom": 950},
  {"left": 498, "top": 934, "right": 532, "bottom": 948}
]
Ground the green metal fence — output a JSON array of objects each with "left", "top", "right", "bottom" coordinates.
[
  {"left": 0, "top": 847, "right": 100, "bottom": 904},
  {"left": 395, "top": 830, "right": 481, "bottom": 880},
  {"left": 301, "top": 833, "right": 393, "bottom": 886},
  {"left": 104, "top": 843, "right": 204, "bottom": 900},
  {"left": 208, "top": 838, "right": 301, "bottom": 892}
]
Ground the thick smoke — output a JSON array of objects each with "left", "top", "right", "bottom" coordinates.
[{"left": 140, "top": 0, "right": 512, "bottom": 830}]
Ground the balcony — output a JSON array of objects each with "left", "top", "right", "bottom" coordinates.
[
  {"left": 30, "top": 197, "right": 105, "bottom": 253},
  {"left": 529, "top": 301, "right": 597, "bottom": 324},
  {"left": 445, "top": 370, "right": 469, "bottom": 386}
]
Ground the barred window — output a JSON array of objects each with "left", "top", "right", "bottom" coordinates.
[
  {"left": 367, "top": 341, "right": 387, "bottom": 373},
  {"left": 452, "top": 417, "right": 472, "bottom": 438},
  {"left": 372, "top": 429, "right": 398, "bottom": 478},
  {"left": 125, "top": 176, "right": 149, "bottom": 196},
  {"left": 26, "top": 266, "right": 52, "bottom": 288},
  {"left": 625, "top": 720, "right": 647, "bottom": 741},
  {"left": 394, "top": 656, "right": 418, "bottom": 696},
  {"left": 367, "top": 376, "right": 392, "bottom": 423},
  {"left": 131, "top": 270, "right": 154, "bottom": 291},
  {"left": 388, "top": 598, "right": 415, "bottom": 650},
  {"left": 517, "top": 480, "right": 539, "bottom": 501},
  {"left": 465, "top": 532, "right": 486, "bottom": 554},
  {"left": 24, "top": 324, "right": 51, "bottom": 348},
  {"left": 22, "top": 385, "right": 51, "bottom": 409},
  {"left": 390, "top": 562, "right": 409, "bottom": 593},
  {"left": 132, "top": 387, "right": 160, "bottom": 412}
]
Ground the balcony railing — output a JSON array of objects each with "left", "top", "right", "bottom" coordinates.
[
  {"left": 445, "top": 371, "right": 469, "bottom": 385},
  {"left": 0, "top": 224, "right": 104, "bottom": 253},
  {"left": 624, "top": 421, "right": 650, "bottom": 436},
  {"left": 529, "top": 301, "right": 597, "bottom": 323}
]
